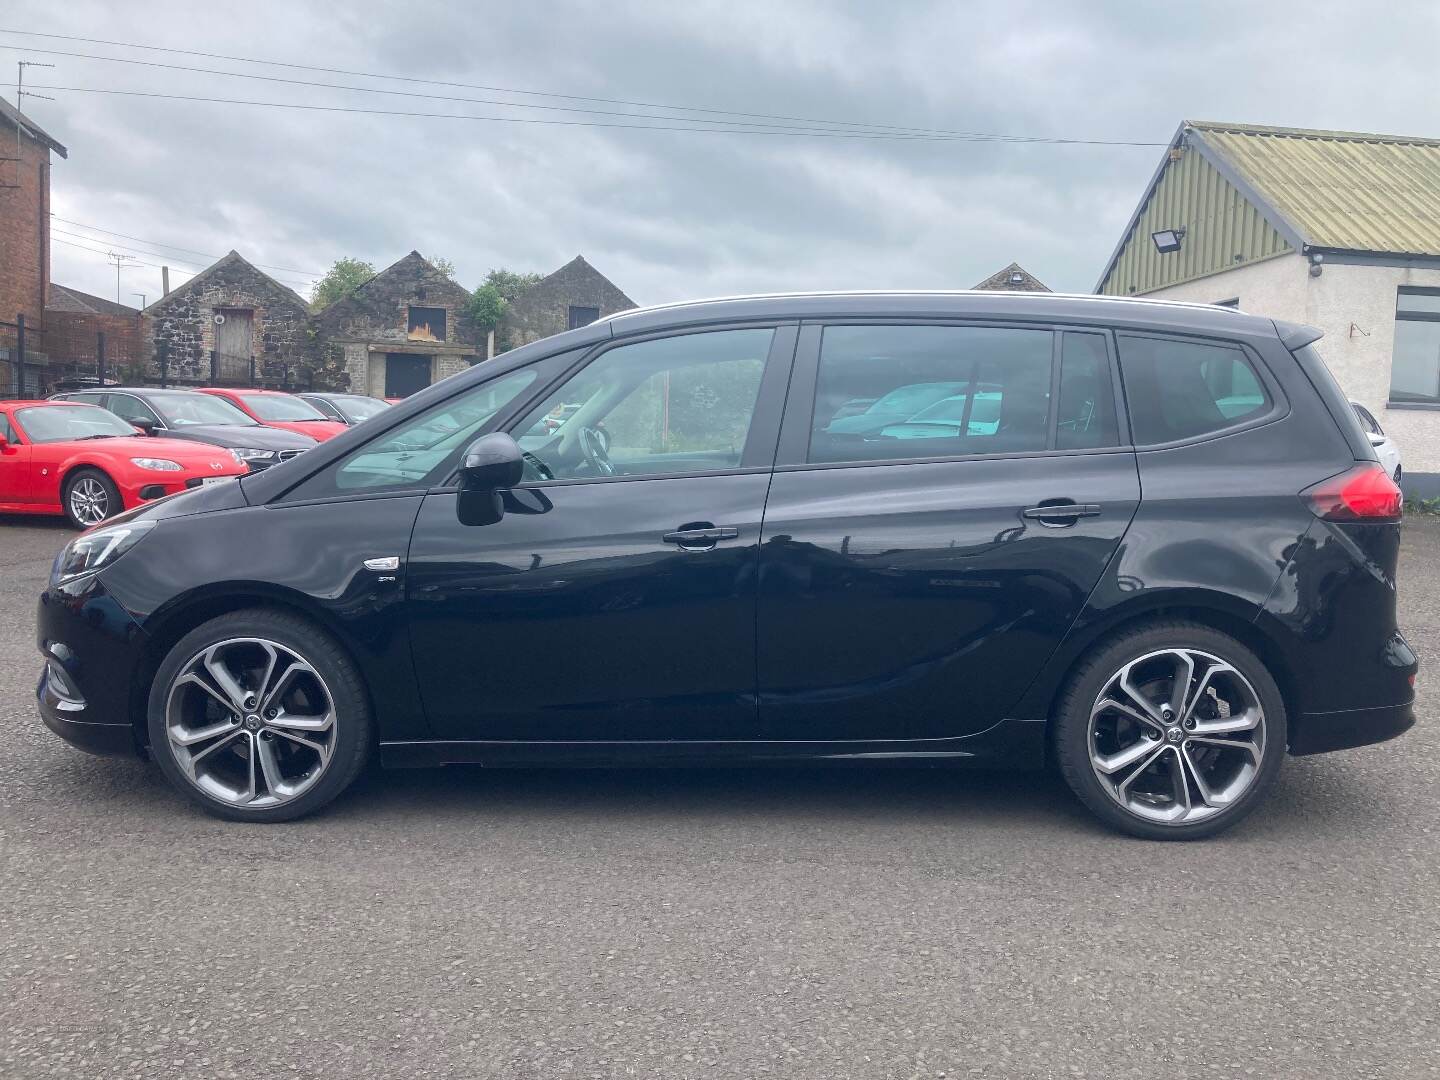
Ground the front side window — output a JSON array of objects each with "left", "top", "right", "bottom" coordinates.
[
  {"left": 809, "top": 325, "right": 1054, "bottom": 464},
  {"left": 511, "top": 329, "right": 773, "bottom": 481},
  {"left": 15, "top": 405, "right": 139, "bottom": 443},
  {"left": 1389, "top": 288, "right": 1440, "bottom": 404},
  {"left": 107, "top": 394, "right": 162, "bottom": 426},
  {"left": 152, "top": 392, "right": 259, "bottom": 427},
  {"left": 331, "top": 395, "right": 390, "bottom": 422},
  {"left": 243, "top": 394, "right": 328, "bottom": 422},
  {"left": 1117, "top": 335, "right": 1271, "bottom": 445}
]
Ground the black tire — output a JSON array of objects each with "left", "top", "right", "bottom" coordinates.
[
  {"left": 147, "top": 609, "right": 372, "bottom": 822},
  {"left": 1052, "top": 620, "right": 1286, "bottom": 840},
  {"left": 62, "top": 467, "right": 121, "bottom": 530}
]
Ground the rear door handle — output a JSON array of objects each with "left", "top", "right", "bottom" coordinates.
[
  {"left": 1023, "top": 502, "right": 1101, "bottom": 524},
  {"left": 662, "top": 525, "right": 740, "bottom": 548}
]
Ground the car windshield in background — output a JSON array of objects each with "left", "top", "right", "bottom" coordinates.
[
  {"left": 332, "top": 396, "right": 390, "bottom": 422},
  {"left": 243, "top": 394, "right": 329, "bottom": 422},
  {"left": 150, "top": 392, "right": 260, "bottom": 427},
  {"left": 16, "top": 406, "right": 139, "bottom": 443}
]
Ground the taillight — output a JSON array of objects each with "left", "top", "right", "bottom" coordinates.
[{"left": 1301, "top": 464, "right": 1403, "bottom": 521}]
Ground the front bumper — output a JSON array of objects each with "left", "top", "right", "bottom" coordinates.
[
  {"left": 36, "top": 667, "right": 137, "bottom": 756},
  {"left": 1288, "top": 699, "right": 1416, "bottom": 756}
]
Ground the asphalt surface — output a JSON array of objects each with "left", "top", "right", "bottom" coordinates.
[{"left": 1, "top": 514, "right": 1438, "bottom": 1079}]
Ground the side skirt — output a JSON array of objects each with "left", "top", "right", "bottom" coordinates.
[{"left": 379, "top": 717, "right": 1046, "bottom": 770}]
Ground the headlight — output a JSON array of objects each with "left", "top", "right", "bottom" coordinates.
[
  {"left": 130, "top": 457, "right": 183, "bottom": 472},
  {"left": 230, "top": 448, "right": 277, "bottom": 463},
  {"left": 51, "top": 521, "right": 156, "bottom": 585}
]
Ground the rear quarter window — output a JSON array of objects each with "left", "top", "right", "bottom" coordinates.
[{"left": 1117, "top": 334, "right": 1272, "bottom": 445}]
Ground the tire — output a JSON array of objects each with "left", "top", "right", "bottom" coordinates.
[
  {"left": 147, "top": 609, "right": 372, "bottom": 822},
  {"left": 1052, "top": 621, "right": 1285, "bottom": 840},
  {"left": 62, "top": 467, "right": 121, "bottom": 529}
]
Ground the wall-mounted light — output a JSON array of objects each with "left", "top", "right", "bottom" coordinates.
[
  {"left": 1309, "top": 251, "right": 1324, "bottom": 278},
  {"left": 1151, "top": 227, "right": 1186, "bottom": 254}
]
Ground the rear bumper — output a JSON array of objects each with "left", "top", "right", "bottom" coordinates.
[{"left": 1288, "top": 699, "right": 1415, "bottom": 756}]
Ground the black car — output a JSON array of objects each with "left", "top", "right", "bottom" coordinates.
[
  {"left": 35, "top": 292, "right": 1416, "bottom": 838},
  {"left": 50, "top": 388, "right": 316, "bottom": 469},
  {"left": 297, "top": 392, "right": 392, "bottom": 425}
]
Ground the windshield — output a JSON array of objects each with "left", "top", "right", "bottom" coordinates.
[
  {"left": 16, "top": 405, "right": 139, "bottom": 443},
  {"left": 331, "top": 395, "right": 391, "bottom": 422},
  {"left": 151, "top": 392, "right": 259, "bottom": 427},
  {"left": 242, "top": 393, "right": 329, "bottom": 422}
]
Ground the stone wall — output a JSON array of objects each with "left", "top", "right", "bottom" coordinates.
[{"left": 501, "top": 255, "right": 635, "bottom": 350}]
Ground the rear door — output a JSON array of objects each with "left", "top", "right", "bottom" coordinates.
[{"left": 757, "top": 322, "right": 1141, "bottom": 741}]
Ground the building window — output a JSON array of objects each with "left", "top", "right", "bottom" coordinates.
[
  {"left": 567, "top": 305, "right": 600, "bottom": 330},
  {"left": 408, "top": 306, "right": 446, "bottom": 343},
  {"left": 1389, "top": 287, "right": 1440, "bottom": 404}
]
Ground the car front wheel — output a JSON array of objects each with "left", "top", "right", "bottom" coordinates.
[
  {"left": 63, "top": 468, "right": 120, "bottom": 529},
  {"left": 1053, "top": 621, "right": 1285, "bottom": 840},
  {"left": 147, "top": 610, "right": 372, "bottom": 822}
]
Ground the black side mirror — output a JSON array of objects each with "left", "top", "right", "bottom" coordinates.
[
  {"left": 132, "top": 418, "right": 157, "bottom": 435},
  {"left": 457, "top": 433, "right": 525, "bottom": 527}
]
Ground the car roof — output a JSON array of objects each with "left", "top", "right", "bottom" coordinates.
[
  {"left": 1, "top": 399, "right": 92, "bottom": 409},
  {"left": 602, "top": 289, "right": 1278, "bottom": 339}
]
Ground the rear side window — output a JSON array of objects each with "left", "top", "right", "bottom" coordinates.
[
  {"left": 1056, "top": 332, "right": 1119, "bottom": 450},
  {"left": 1117, "top": 335, "right": 1271, "bottom": 445},
  {"left": 809, "top": 325, "right": 1054, "bottom": 464}
]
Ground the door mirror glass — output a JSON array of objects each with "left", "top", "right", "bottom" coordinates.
[{"left": 1368, "top": 432, "right": 1387, "bottom": 447}]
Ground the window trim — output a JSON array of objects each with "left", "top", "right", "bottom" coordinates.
[
  {"left": 1114, "top": 330, "right": 1289, "bottom": 452},
  {"left": 106, "top": 392, "right": 164, "bottom": 428},
  {"left": 773, "top": 317, "right": 1130, "bottom": 470},
  {"left": 1388, "top": 286, "right": 1440, "bottom": 405}
]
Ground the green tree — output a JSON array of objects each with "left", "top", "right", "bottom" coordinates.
[
  {"left": 466, "top": 268, "right": 543, "bottom": 353},
  {"left": 309, "top": 257, "right": 375, "bottom": 312},
  {"left": 427, "top": 254, "right": 458, "bottom": 279},
  {"left": 483, "top": 268, "right": 543, "bottom": 301}
]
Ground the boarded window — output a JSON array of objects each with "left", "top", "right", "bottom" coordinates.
[
  {"left": 408, "top": 306, "right": 447, "bottom": 343},
  {"left": 567, "top": 305, "right": 600, "bottom": 330}
]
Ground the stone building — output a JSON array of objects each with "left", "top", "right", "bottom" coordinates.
[
  {"left": 972, "top": 262, "right": 1051, "bottom": 292},
  {"left": 143, "top": 251, "right": 314, "bottom": 385},
  {"left": 500, "top": 255, "right": 635, "bottom": 350},
  {"left": 0, "top": 95, "right": 66, "bottom": 394},
  {"left": 312, "top": 252, "right": 485, "bottom": 399}
]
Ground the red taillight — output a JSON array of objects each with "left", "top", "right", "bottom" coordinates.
[{"left": 1301, "top": 464, "right": 1403, "bottom": 521}]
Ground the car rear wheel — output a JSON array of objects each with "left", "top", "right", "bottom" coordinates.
[
  {"left": 147, "top": 610, "right": 372, "bottom": 822},
  {"left": 1053, "top": 621, "right": 1285, "bottom": 840},
  {"left": 63, "top": 468, "right": 120, "bottom": 529}
]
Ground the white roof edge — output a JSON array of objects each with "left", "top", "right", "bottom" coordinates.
[{"left": 605, "top": 288, "right": 1246, "bottom": 323}]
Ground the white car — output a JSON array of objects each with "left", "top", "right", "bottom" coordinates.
[{"left": 1352, "top": 402, "right": 1403, "bottom": 483}]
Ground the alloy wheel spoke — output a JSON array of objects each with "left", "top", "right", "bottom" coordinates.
[
  {"left": 1166, "top": 651, "right": 1197, "bottom": 718},
  {"left": 1165, "top": 747, "right": 1193, "bottom": 813},
  {"left": 1093, "top": 735, "right": 1162, "bottom": 775},
  {"left": 170, "top": 715, "right": 239, "bottom": 747},
  {"left": 1178, "top": 746, "right": 1217, "bottom": 808},
  {"left": 1190, "top": 735, "right": 1261, "bottom": 765},
  {"left": 1190, "top": 707, "right": 1261, "bottom": 736},
  {"left": 241, "top": 733, "right": 259, "bottom": 803},
  {"left": 188, "top": 729, "right": 243, "bottom": 770},
  {"left": 1093, "top": 696, "right": 1165, "bottom": 736},
  {"left": 267, "top": 708, "right": 334, "bottom": 734},
  {"left": 1116, "top": 664, "right": 1166, "bottom": 724},
  {"left": 201, "top": 647, "right": 250, "bottom": 712},
  {"left": 260, "top": 661, "right": 317, "bottom": 714},
  {"left": 272, "top": 727, "right": 331, "bottom": 763},
  {"left": 171, "top": 672, "right": 237, "bottom": 718},
  {"left": 1114, "top": 744, "right": 1167, "bottom": 796},
  {"left": 256, "top": 737, "right": 286, "bottom": 798}
]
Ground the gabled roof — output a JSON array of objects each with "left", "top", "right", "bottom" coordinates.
[
  {"left": 1095, "top": 120, "right": 1440, "bottom": 291},
  {"left": 0, "top": 95, "right": 67, "bottom": 157},
  {"left": 48, "top": 283, "right": 140, "bottom": 317},
  {"left": 972, "top": 262, "right": 1051, "bottom": 292},
  {"left": 143, "top": 251, "right": 310, "bottom": 314}
]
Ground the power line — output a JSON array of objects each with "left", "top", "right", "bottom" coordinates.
[
  {"left": 27, "top": 84, "right": 1166, "bottom": 145},
  {"left": 0, "top": 28, "right": 1165, "bottom": 146},
  {"left": 52, "top": 234, "right": 191, "bottom": 276},
  {"left": 51, "top": 216, "right": 322, "bottom": 277},
  {"left": 54, "top": 227, "right": 316, "bottom": 290}
]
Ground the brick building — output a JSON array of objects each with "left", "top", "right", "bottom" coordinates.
[
  {"left": 313, "top": 252, "right": 484, "bottom": 398},
  {"left": 143, "top": 251, "right": 315, "bottom": 385},
  {"left": 501, "top": 255, "right": 635, "bottom": 350},
  {"left": 0, "top": 96, "right": 67, "bottom": 394},
  {"left": 45, "top": 284, "right": 142, "bottom": 382}
]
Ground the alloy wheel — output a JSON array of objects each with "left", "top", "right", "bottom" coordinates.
[
  {"left": 1087, "top": 648, "right": 1265, "bottom": 825},
  {"left": 69, "top": 477, "right": 110, "bottom": 526},
  {"left": 164, "top": 637, "right": 337, "bottom": 808}
]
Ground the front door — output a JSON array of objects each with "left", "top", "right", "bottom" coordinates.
[
  {"left": 215, "top": 309, "right": 253, "bottom": 373},
  {"left": 405, "top": 325, "right": 795, "bottom": 741},
  {"left": 758, "top": 324, "right": 1140, "bottom": 741},
  {"left": 385, "top": 354, "right": 431, "bottom": 399},
  {"left": 0, "top": 411, "right": 31, "bottom": 504}
]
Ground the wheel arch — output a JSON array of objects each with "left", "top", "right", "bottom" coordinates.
[{"left": 128, "top": 584, "right": 377, "bottom": 750}]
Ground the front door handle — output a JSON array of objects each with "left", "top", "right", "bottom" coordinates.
[
  {"left": 662, "top": 525, "right": 740, "bottom": 549},
  {"left": 1022, "top": 501, "right": 1101, "bottom": 526}
]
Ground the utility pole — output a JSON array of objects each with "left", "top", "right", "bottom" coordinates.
[{"left": 106, "top": 252, "right": 137, "bottom": 303}]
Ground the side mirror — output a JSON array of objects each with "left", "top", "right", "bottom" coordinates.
[
  {"left": 0, "top": 434, "right": 8, "bottom": 450},
  {"left": 457, "top": 432, "right": 524, "bottom": 527},
  {"left": 132, "top": 418, "right": 157, "bottom": 435},
  {"left": 1367, "top": 432, "right": 1386, "bottom": 447}
]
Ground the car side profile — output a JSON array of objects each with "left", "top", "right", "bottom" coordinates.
[
  {"left": 1, "top": 400, "right": 247, "bottom": 527},
  {"left": 35, "top": 292, "right": 1415, "bottom": 838},
  {"left": 1351, "top": 400, "right": 1403, "bottom": 483},
  {"left": 50, "top": 387, "right": 317, "bottom": 470},
  {"left": 194, "top": 387, "right": 349, "bottom": 441}
]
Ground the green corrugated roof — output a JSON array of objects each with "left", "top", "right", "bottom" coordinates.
[{"left": 1191, "top": 121, "right": 1440, "bottom": 256}]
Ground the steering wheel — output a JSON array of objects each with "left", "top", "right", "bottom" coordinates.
[{"left": 578, "top": 425, "right": 614, "bottom": 476}]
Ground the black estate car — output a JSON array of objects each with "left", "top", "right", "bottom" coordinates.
[
  {"left": 297, "top": 392, "right": 392, "bottom": 425},
  {"left": 36, "top": 292, "right": 1416, "bottom": 838},
  {"left": 50, "top": 387, "right": 316, "bottom": 469}
]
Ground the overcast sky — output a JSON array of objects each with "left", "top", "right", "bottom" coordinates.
[{"left": 8, "top": 1, "right": 1440, "bottom": 309}]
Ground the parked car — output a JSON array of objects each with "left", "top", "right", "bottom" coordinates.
[
  {"left": 296, "top": 392, "right": 392, "bottom": 426},
  {"left": 50, "top": 387, "right": 316, "bottom": 471},
  {"left": 194, "top": 388, "right": 348, "bottom": 441},
  {"left": 1352, "top": 401, "right": 1403, "bottom": 483},
  {"left": 1, "top": 400, "right": 246, "bottom": 528},
  {"left": 34, "top": 292, "right": 1414, "bottom": 839}
]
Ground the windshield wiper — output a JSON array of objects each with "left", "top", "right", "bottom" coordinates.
[{"left": 76, "top": 434, "right": 120, "bottom": 440}]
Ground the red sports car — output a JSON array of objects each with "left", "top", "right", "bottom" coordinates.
[
  {"left": 195, "top": 388, "right": 348, "bottom": 441},
  {"left": 0, "top": 400, "right": 247, "bottom": 528}
]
